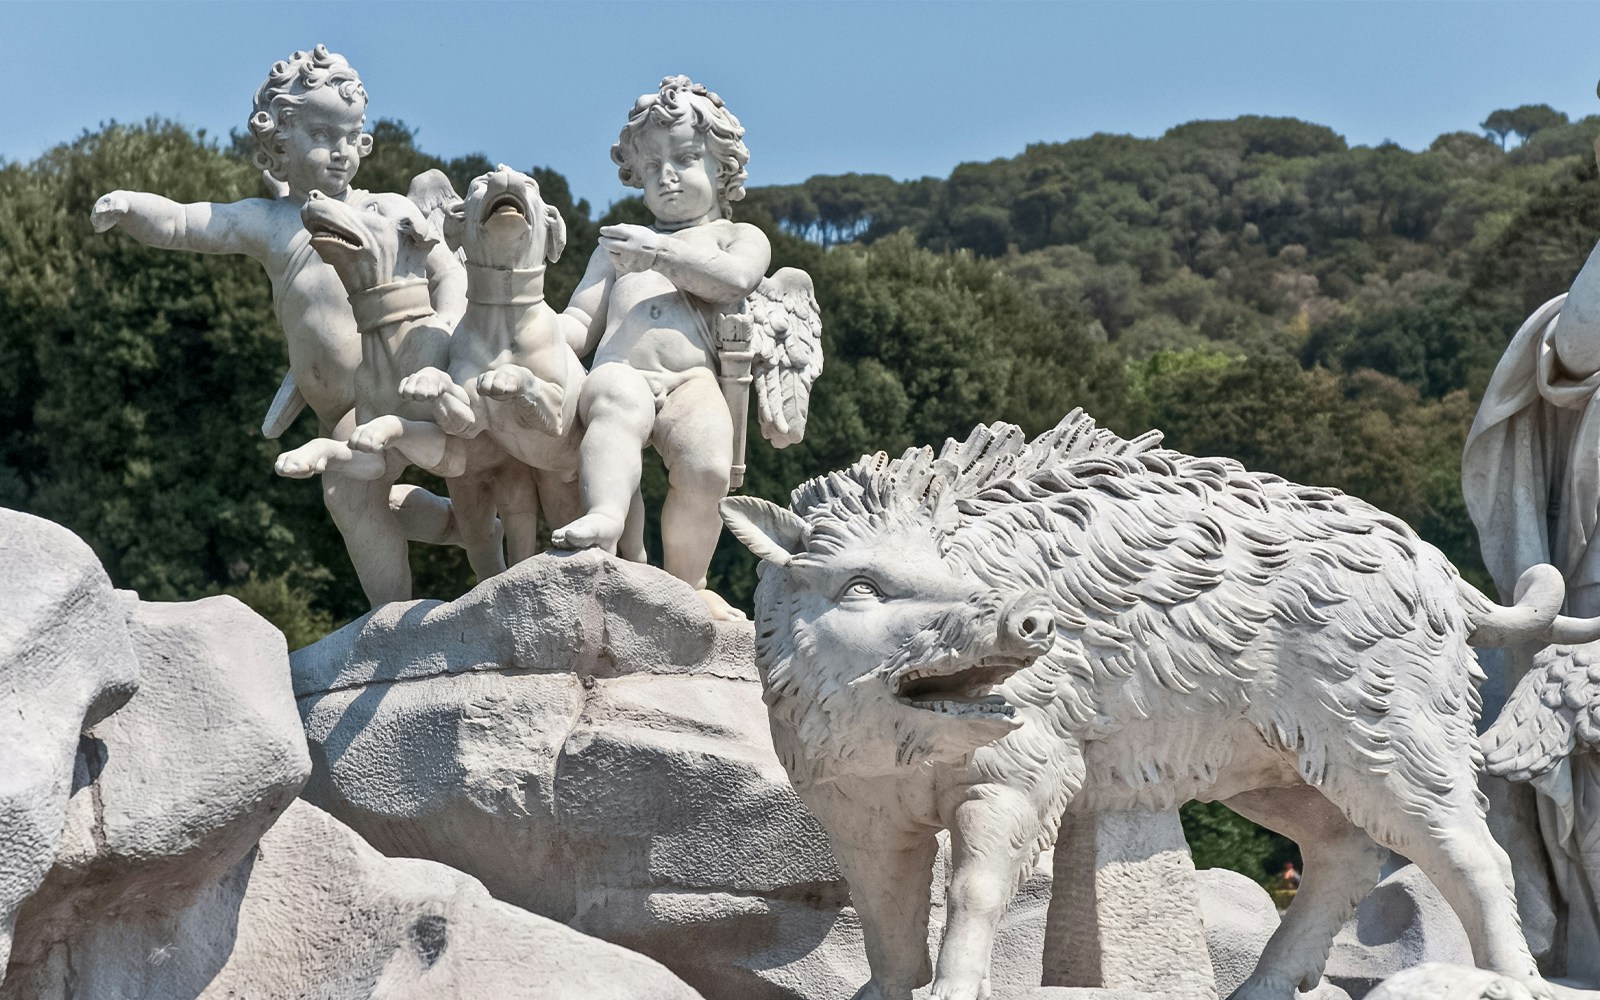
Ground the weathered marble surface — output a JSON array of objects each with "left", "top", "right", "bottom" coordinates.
[
  {"left": 724, "top": 411, "right": 1570, "bottom": 999},
  {"left": 0, "top": 517, "right": 702, "bottom": 999},
  {"left": 293, "top": 550, "right": 847, "bottom": 997},
  {"left": 0, "top": 510, "right": 140, "bottom": 984}
]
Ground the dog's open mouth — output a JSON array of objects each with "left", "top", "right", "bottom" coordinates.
[
  {"left": 308, "top": 221, "right": 363, "bottom": 250},
  {"left": 891, "top": 656, "right": 1026, "bottom": 718},
  {"left": 483, "top": 192, "right": 529, "bottom": 223}
]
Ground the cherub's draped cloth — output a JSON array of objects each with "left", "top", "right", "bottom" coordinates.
[{"left": 1462, "top": 291, "right": 1600, "bottom": 979}]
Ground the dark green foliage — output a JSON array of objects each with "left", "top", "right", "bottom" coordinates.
[
  {"left": 0, "top": 120, "right": 338, "bottom": 608},
  {"left": 9, "top": 104, "right": 1600, "bottom": 883},
  {"left": 1181, "top": 801, "right": 1300, "bottom": 886}
]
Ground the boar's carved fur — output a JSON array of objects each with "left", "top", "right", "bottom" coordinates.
[{"left": 722, "top": 410, "right": 1583, "bottom": 1000}]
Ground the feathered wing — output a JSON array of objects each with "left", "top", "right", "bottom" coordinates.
[
  {"left": 748, "top": 268, "right": 824, "bottom": 448},
  {"left": 407, "top": 169, "right": 465, "bottom": 254},
  {"left": 1482, "top": 643, "right": 1600, "bottom": 782}
]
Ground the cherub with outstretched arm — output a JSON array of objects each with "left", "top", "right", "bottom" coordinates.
[
  {"left": 89, "top": 45, "right": 467, "bottom": 606},
  {"left": 550, "top": 77, "right": 771, "bottom": 620}
]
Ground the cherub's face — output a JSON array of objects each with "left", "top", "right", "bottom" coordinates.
[
  {"left": 278, "top": 86, "right": 370, "bottom": 200},
  {"left": 632, "top": 122, "right": 721, "bottom": 229}
]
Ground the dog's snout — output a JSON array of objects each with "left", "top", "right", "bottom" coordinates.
[{"left": 999, "top": 596, "right": 1055, "bottom": 656}]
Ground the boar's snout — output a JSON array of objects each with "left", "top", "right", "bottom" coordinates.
[{"left": 998, "top": 594, "right": 1055, "bottom": 657}]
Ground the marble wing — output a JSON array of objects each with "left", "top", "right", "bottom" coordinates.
[
  {"left": 748, "top": 268, "right": 824, "bottom": 448},
  {"left": 407, "top": 169, "right": 465, "bottom": 254},
  {"left": 1481, "top": 643, "right": 1600, "bottom": 783}
]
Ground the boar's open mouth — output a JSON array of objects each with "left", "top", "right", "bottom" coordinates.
[{"left": 890, "top": 655, "right": 1028, "bottom": 719}]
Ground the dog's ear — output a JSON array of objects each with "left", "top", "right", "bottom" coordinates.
[
  {"left": 441, "top": 201, "right": 467, "bottom": 253},
  {"left": 396, "top": 213, "right": 441, "bottom": 253},
  {"left": 543, "top": 203, "right": 568, "bottom": 263}
]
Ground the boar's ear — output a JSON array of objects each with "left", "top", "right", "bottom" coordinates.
[{"left": 720, "top": 496, "right": 806, "bottom": 565}]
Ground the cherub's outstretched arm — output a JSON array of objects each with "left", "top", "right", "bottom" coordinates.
[
  {"left": 599, "top": 222, "right": 771, "bottom": 305},
  {"left": 555, "top": 245, "right": 614, "bottom": 358},
  {"left": 91, "top": 193, "right": 272, "bottom": 259}
]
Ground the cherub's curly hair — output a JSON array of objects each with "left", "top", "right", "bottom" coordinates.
[
  {"left": 611, "top": 76, "right": 749, "bottom": 218},
  {"left": 248, "top": 45, "right": 371, "bottom": 180}
]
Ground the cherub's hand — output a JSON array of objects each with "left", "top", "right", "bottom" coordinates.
[
  {"left": 348, "top": 415, "right": 404, "bottom": 454},
  {"left": 476, "top": 365, "right": 533, "bottom": 400},
  {"left": 91, "top": 192, "right": 130, "bottom": 233},
  {"left": 398, "top": 367, "right": 456, "bottom": 403},
  {"left": 599, "top": 223, "right": 668, "bottom": 275}
]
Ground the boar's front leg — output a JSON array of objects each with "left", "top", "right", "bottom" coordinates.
[
  {"left": 836, "top": 831, "right": 940, "bottom": 1000},
  {"left": 933, "top": 786, "right": 1045, "bottom": 1000}
]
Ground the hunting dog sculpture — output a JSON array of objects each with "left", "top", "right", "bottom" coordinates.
[
  {"left": 721, "top": 410, "right": 1596, "bottom": 1000},
  {"left": 343, "top": 165, "right": 599, "bottom": 563},
  {"left": 274, "top": 190, "right": 505, "bottom": 586}
]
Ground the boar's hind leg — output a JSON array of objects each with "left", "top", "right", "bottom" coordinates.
[
  {"left": 1361, "top": 791, "right": 1534, "bottom": 977},
  {"left": 837, "top": 832, "right": 940, "bottom": 1000},
  {"left": 933, "top": 788, "right": 1044, "bottom": 1000},
  {"left": 1221, "top": 784, "right": 1386, "bottom": 1000}
]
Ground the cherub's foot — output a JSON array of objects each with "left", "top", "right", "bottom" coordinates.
[
  {"left": 696, "top": 589, "right": 747, "bottom": 621},
  {"left": 550, "top": 512, "right": 624, "bottom": 552},
  {"left": 348, "top": 415, "right": 405, "bottom": 454},
  {"left": 274, "top": 438, "right": 343, "bottom": 478}
]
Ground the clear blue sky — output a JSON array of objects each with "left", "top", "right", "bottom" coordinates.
[{"left": 7, "top": 2, "right": 1600, "bottom": 214}]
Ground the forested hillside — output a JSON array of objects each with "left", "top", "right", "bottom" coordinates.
[
  {"left": 6, "top": 104, "right": 1598, "bottom": 885},
  {"left": 4, "top": 105, "right": 1598, "bottom": 645}
]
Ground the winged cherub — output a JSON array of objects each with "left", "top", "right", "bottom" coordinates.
[{"left": 552, "top": 76, "right": 822, "bottom": 620}]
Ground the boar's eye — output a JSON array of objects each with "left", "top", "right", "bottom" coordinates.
[{"left": 840, "top": 577, "right": 883, "bottom": 601}]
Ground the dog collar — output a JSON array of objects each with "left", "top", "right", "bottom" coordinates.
[
  {"left": 466, "top": 263, "right": 546, "bottom": 306},
  {"left": 349, "top": 279, "right": 434, "bottom": 330}
]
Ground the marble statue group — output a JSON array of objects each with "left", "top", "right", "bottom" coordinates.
[
  {"left": 4, "top": 40, "right": 1598, "bottom": 1000},
  {"left": 92, "top": 47, "right": 823, "bottom": 620}
]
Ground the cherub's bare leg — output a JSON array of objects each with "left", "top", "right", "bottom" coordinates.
[
  {"left": 323, "top": 468, "right": 412, "bottom": 607},
  {"left": 445, "top": 472, "right": 507, "bottom": 582},
  {"left": 652, "top": 373, "right": 736, "bottom": 618},
  {"left": 274, "top": 437, "right": 388, "bottom": 481},
  {"left": 551, "top": 364, "right": 653, "bottom": 553},
  {"left": 621, "top": 489, "right": 647, "bottom": 563}
]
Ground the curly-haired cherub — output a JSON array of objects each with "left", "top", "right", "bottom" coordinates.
[
  {"left": 550, "top": 77, "right": 773, "bottom": 620},
  {"left": 90, "top": 45, "right": 468, "bottom": 606}
]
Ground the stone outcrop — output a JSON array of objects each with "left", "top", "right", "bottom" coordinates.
[
  {"left": 5, "top": 798, "right": 701, "bottom": 1000},
  {"left": 1366, "top": 962, "right": 1600, "bottom": 999},
  {"left": 295, "top": 550, "right": 852, "bottom": 998},
  {"left": 0, "top": 510, "right": 140, "bottom": 982},
  {"left": 2, "top": 518, "right": 703, "bottom": 999},
  {"left": 1323, "top": 865, "right": 1473, "bottom": 997}
]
